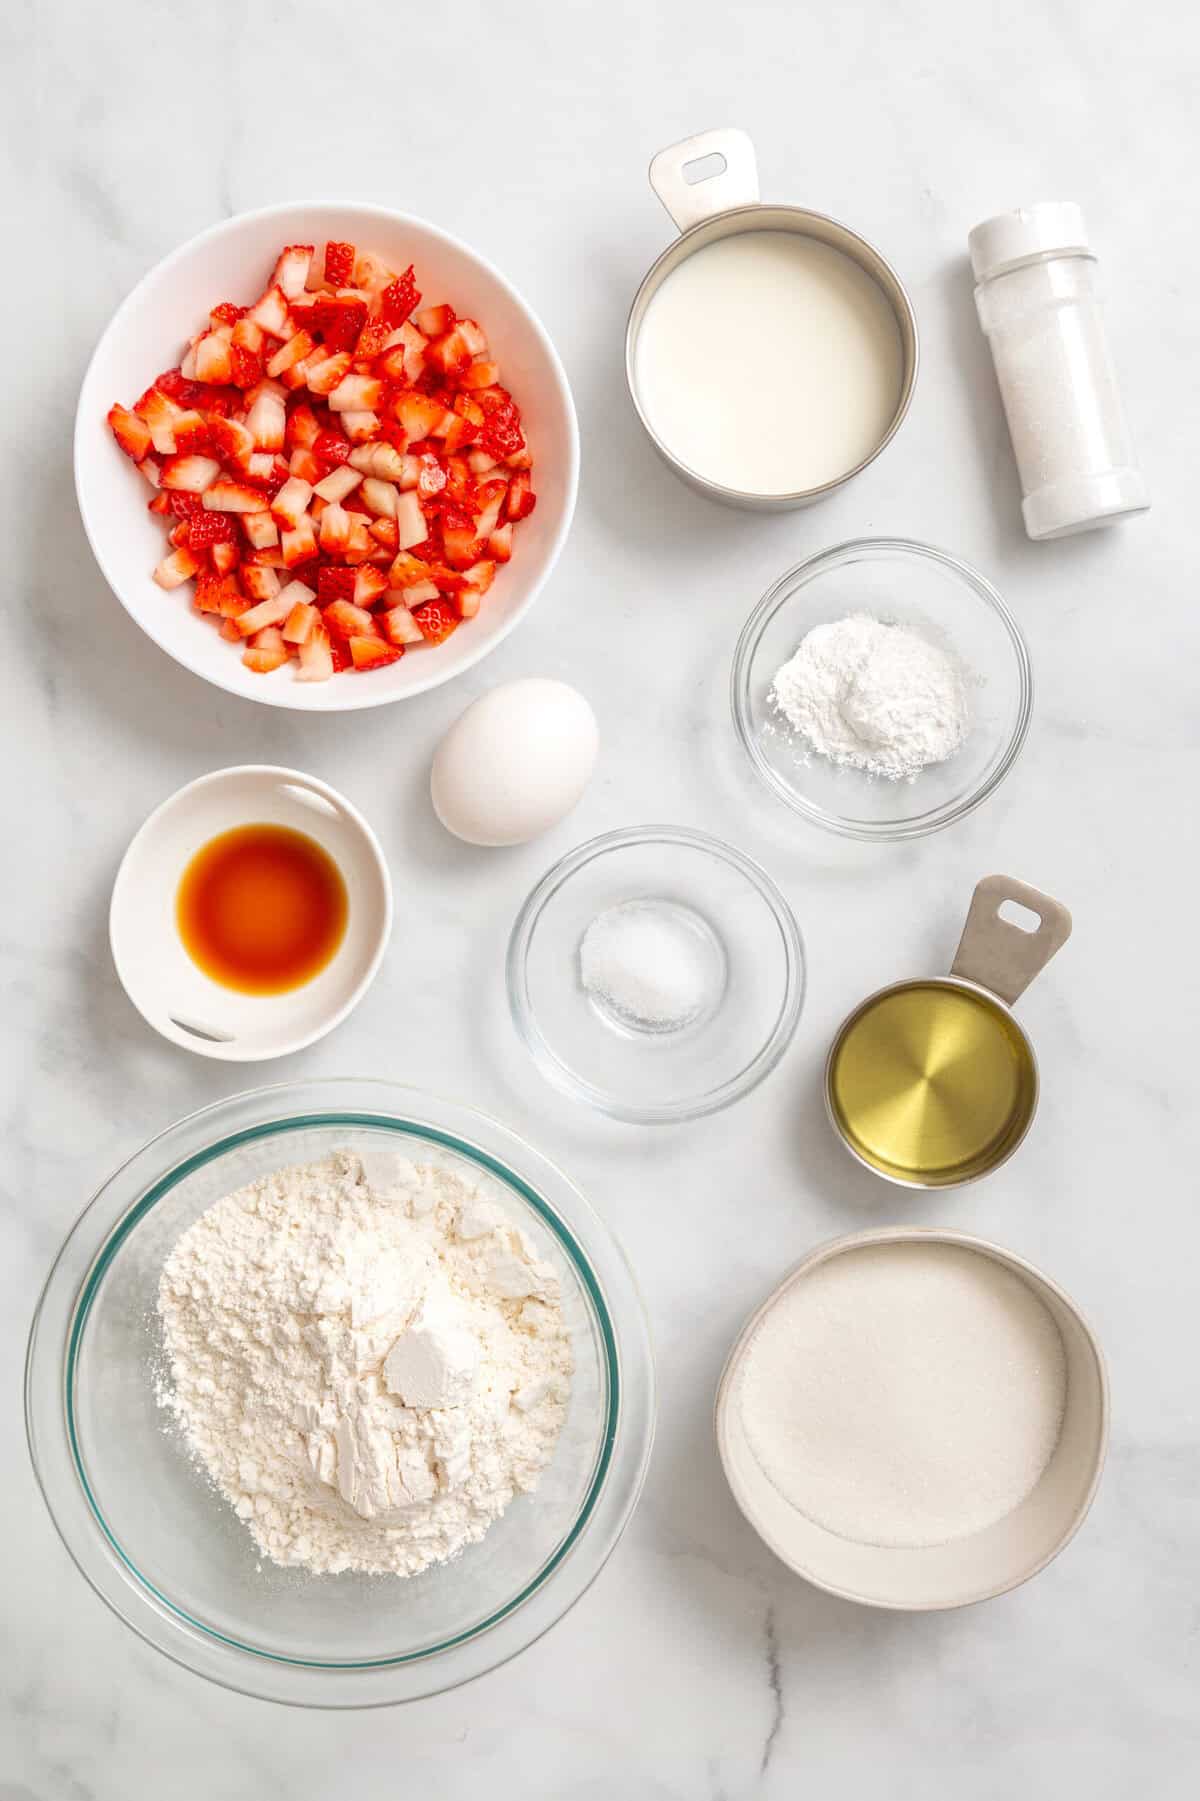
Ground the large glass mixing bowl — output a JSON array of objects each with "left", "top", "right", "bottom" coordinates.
[{"left": 25, "top": 1080, "right": 655, "bottom": 1706}]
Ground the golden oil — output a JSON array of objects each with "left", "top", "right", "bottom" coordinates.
[{"left": 826, "top": 980, "right": 1037, "bottom": 1186}]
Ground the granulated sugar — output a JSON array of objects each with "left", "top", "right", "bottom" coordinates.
[{"left": 737, "top": 1242, "right": 1066, "bottom": 1548}]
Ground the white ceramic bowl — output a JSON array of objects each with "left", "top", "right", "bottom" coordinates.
[
  {"left": 110, "top": 766, "right": 392, "bottom": 1060},
  {"left": 716, "top": 1228, "right": 1108, "bottom": 1611},
  {"left": 75, "top": 202, "right": 579, "bottom": 711}
]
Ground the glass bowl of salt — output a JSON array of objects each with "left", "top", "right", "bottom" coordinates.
[
  {"left": 507, "top": 826, "right": 805, "bottom": 1124},
  {"left": 731, "top": 538, "right": 1033, "bottom": 841}
]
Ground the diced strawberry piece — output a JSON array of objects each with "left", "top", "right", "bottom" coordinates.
[
  {"left": 505, "top": 470, "right": 536, "bottom": 520},
  {"left": 441, "top": 525, "right": 482, "bottom": 568},
  {"left": 328, "top": 373, "right": 381, "bottom": 413},
  {"left": 426, "top": 327, "right": 474, "bottom": 378},
  {"left": 271, "top": 244, "right": 314, "bottom": 299},
  {"left": 148, "top": 490, "right": 171, "bottom": 515},
  {"left": 381, "top": 603, "right": 425, "bottom": 646},
  {"left": 168, "top": 519, "right": 190, "bottom": 548},
  {"left": 354, "top": 317, "right": 394, "bottom": 360},
  {"left": 313, "top": 464, "right": 362, "bottom": 503},
  {"left": 340, "top": 409, "right": 380, "bottom": 444},
  {"left": 186, "top": 508, "right": 236, "bottom": 549},
  {"left": 410, "top": 597, "right": 459, "bottom": 645},
  {"left": 459, "top": 360, "right": 500, "bottom": 391},
  {"left": 467, "top": 447, "right": 500, "bottom": 474},
  {"left": 245, "top": 386, "right": 287, "bottom": 452},
  {"left": 378, "top": 266, "right": 421, "bottom": 326},
  {"left": 313, "top": 294, "right": 369, "bottom": 353},
  {"left": 505, "top": 443, "right": 533, "bottom": 471},
  {"left": 203, "top": 479, "right": 269, "bottom": 513},
  {"left": 487, "top": 522, "right": 514, "bottom": 562},
  {"left": 281, "top": 514, "right": 318, "bottom": 566},
  {"left": 250, "top": 285, "right": 290, "bottom": 336},
  {"left": 159, "top": 453, "right": 221, "bottom": 492},
  {"left": 246, "top": 544, "right": 287, "bottom": 568},
  {"left": 345, "top": 441, "right": 403, "bottom": 481},
  {"left": 377, "top": 321, "right": 429, "bottom": 386},
  {"left": 265, "top": 329, "right": 316, "bottom": 379},
  {"left": 138, "top": 454, "right": 162, "bottom": 487},
  {"left": 323, "top": 241, "right": 356, "bottom": 287},
  {"left": 229, "top": 345, "right": 261, "bottom": 388},
  {"left": 369, "top": 516, "right": 399, "bottom": 551},
  {"left": 285, "top": 403, "right": 322, "bottom": 450},
  {"left": 169, "top": 410, "right": 210, "bottom": 454},
  {"left": 456, "top": 587, "right": 482, "bottom": 620},
  {"left": 282, "top": 598, "right": 319, "bottom": 644},
  {"left": 416, "top": 453, "right": 447, "bottom": 500},
  {"left": 342, "top": 517, "right": 375, "bottom": 563},
  {"left": 155, "top": 369, "right": 202, "bottom": 404},
  {"left": 169, "top": 490, "right": 204, "bottom": 518},
  {"left": 323, "top": 598, "right": 376, "bottom": 637},
  {"left": 481, "top": 396, "right": 524, "bottom": 461},
  {"left": 219, "top": 617, "right": 244, "bottom": 641},
  {"left": 243, "top": 624, "right": 291, "bottom": 673},
  {"left": 349, "top": 635, "right": 402, "bottom": 670},
  {"left": 209, "top": 415, "right": 256, "bottom": 467},
  {"left": 194, "top": 333, "right": 235, "bottom": 384},
  {"left": 415, "top": 303, "right": 454, "bottom": 337},
  {"left": 270, "top": 476, "right": 313, "bottom": 529},
  {"left": 305, "top": 349, "right": 354, "bottom": 396},
  {"left": 107, "top": 403, "right": 152, "bottom": 462},
  {"left": 399, "top": 578, "right": 440, "bottom": 607},
  {"left": 134, "top": 385, "right": 182, "bottom": 454},
  {"left": 231, "top": 315, "right": 265, "bottom": 354},
  {"left": 317, "top": 566, "right": 358, "bottom": 605},
  {"left": 352, "top": 250, "right": 392, "bottom": 293},
  {"left": 241, "top": 564, "right": 281, "bottom": 601},
  {"left": 194, "top": 569, "right": 245, "bottom": 615},
  {"left": 393, "top": 391, "right": 446, "bottom": 442},
  {"left": 153, "top": 546, "right": 200, "bottom": 589},
  {"left": 353, "top": 565, "right": 389, "bottom": 608},
  {"left": 209, "top": 302, "right": 246, "bottom": 327},
  {"left": 211, "top": 540, "right": 240, "bottom": 575},
  {"left": 312, "top": 429, "right": 350, "bottom": 473},
  {"left": 297, "top": 622, "right": 334, "bottom": 682},
  {"left": 235, "top": 589, "right": 294, "bottom": 637},
  {"left": 359, "top": 478, "right": 398, "bottom": 518},
  {"left": 241, "top": 509, "right": 280, "bottom": 550},
  {"left": 318, "top": 503, "right": 353, "bottom": 555},
  {"left": 394, "top": 489, "right": 427, "bottom": 550},
  {"left": 460, "top": 558, "right": 495, "bottom": 596}
]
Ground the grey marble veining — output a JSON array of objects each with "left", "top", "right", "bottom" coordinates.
[{"left": 3, "top": 0, "right": 1198, "bottom": 1794}]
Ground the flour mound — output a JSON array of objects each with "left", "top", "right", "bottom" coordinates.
[
  {"left": 769, "top": 613, "right": 970, "bottom": 781},
  {"left": 156, "top": 1149, "right": 571, "bottom": 1577}
]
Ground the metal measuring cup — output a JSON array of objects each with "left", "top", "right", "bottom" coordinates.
[
  {"left": 624, "top": 127, "right": 919, "bottom": 511},
  {"left": 824, "top": 876, "right": 1073, "bottom": 1188}
]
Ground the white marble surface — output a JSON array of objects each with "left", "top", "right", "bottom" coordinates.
[{"left": 4, "top": 0, "right": 1198, "bottom": 1792}]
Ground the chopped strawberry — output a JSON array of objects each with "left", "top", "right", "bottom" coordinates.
[
  {"left": 380, "top": 603, "right": 425, "bottom": 646},
  {"left": 348, "top": 441, "right": 406, "bottom": 481},
  {"left": 147, "top": 490, "right": 171, "bottom": 515},
  {"left": 323, "top": 241, "right": 356, "bottom": 287},
  {"left": 159, "top": 454, "right": 221, "bottom": 493},
  {"left": 210, "top": 302, "right": 246, "bottom": 326},
  {"left": 297, "top": 622, "right": 334, "bottom": 682},
  {"left": 241, "top": 510, "right": 280, "bottom": 549},
  {"left": 359, "top": 478, "right": 398, "bottom": 518},
  {"left": 282, "top": 598, "right": 319, "bottom": 644},
  {"left": 154, "top": 546, "right": 201, "bottom": 589},
  {"left": 242, "top": 624, "right": 291, "bottom": 673},
  {"left": 482, "top": 397, "right": 524, "bottom": 461},
  {"left": 284, "top": 403, "right": 322, "bottom": 450},
  {"left": 313, "top": 293, "right": 369, "bottom": 352},
  {"left": 323, "top": 598, "right": 376, "bottom": 637},
  {"left": 186, "top": 509, "right": 236, "bottom": 550},
  {"left": 170, "top": 410, "right": 211, "bottom": 455},
  {"left": 369, "top": 516, "right": 400, "bottom": 552},
  {"left": 312, "top": 430, "right": 351, "bottom": 472},
  {"left": 399, "top": 577, "right": 440, "bottom": 607},
  {"left": 194, "top": 333, "right": 235, "bottom": 384},
  {"left": 241, "top": 564, "right": 281, "bottom": 601},
  {"left": 393, "top": 489, "right": 427, "bottom": 550},
  {"left": 410, "top": 597, "right": 459, "bottom": 645},
  {"left": 415, "top": 303, "right": 455, "bottom": 338},
  {"left": 133, "top": 385, "right": 182, "bottom": 455},
  {"left": 313, "top": 464, "right": 363, "bottom": 503},
  {"left": 354, "top": 317, "right": 395, "bottom": 360},
  {"left": 459, "top": 360, "right": 500, "bottom": 391},
  {"left": 441, "top": 524, "right": 482, "bottom": 569},
  {"left": 342, "top": 517, "right": 376, "bottom": 563},
  {"left": 270, "top": 476, "right": 314, "bottom": 529},
  {"left": 353, "top": 565, "right": 389, "bottom": 608},
  {"left": 487, "top": 522, "right": 513, "bottom": 562},
  {"left": 281, "top": 514, "right": 318, "bottom": 566},
  {"left": 379, "top": 266, "right": 421, "bottom": 326},
  {"left": 231, "top": 315, "right": 265, "bottom": 354},
  {"left": 211, "top": 540, "right": 240, "bottom": 575},
  {"left": 209, "top": 415, "right": 256, "bottom": 466},
  {"left": 194, "top": 569, "right": 245, "bottom": 615},
  {"left": 349, "top": 635, "right": 402, "bottom": 670},
  {"left": 317, "top": 565, "right": 358, "bottom": 604},
  {"left": 352, "top": 250, "right": 392, "bottom": 293},
  {"left": 271, "top": 244, "right": 314, "bottom": 299},
  {"left": 505, "top": 469, "right": 536, "bottom": 520},
  {"left": 169, "top": 489, "right": 204, "bottom": 517},
  {"left": 328, "top": 372, "right": 381, "bottom": 413},
  {"left": 107, "top": 403, "right": 152, "bottom": 462},
  {"left": 219, "top": 617, "right": 244, "bottom": 641},
  {"left": 340, "top": 409, "right": 380, "bottom": 444},
  {"left": 304, "top": 349, "right": 354, "bottom": 396},
  {"left": 318, "top": 503, "right": 353, "bottom": 555},
  {"left": 249, "top": 284, "right": 290, "bottom": 336},
  {"left": 288, "top": 446, "right": 322, "bottom": 485},
  {"left": 203, "top": 478, "right": 270, "bottom": 513},
  {"left": 266, "top": 329, "right": 316, "bottom": 379},
  {"left": 235, "top": 589, "right": 295, "bottom": 637},
  {"left": 155, "top": 369, "right": 203, "bottom": 405}
]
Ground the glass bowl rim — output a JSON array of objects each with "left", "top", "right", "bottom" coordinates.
[
  {"left": 730, "top": 536, "right": 1034, "bottom": 842},
  {"left": 506, "top": 824, "right": 806, "bottom": 1124},
  {"left": 25, "top": 1078, "right": 656, "bottom": 1706}
]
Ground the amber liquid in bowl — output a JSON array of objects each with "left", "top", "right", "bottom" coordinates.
[{"left": 176, "top": 824, "right": 348, "bottom": 995}]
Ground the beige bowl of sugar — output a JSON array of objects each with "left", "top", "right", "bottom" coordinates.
[{"left": 715, "top": 1228, "right": 1108, "bottom": 1610}]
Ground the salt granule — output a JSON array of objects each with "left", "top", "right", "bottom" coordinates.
[
  {"left": 737, "top": 1243, "right": 1066, "bottom": 1548},
  {"left": 580, "top": 900, "right": 712, "bottom": 1032}
]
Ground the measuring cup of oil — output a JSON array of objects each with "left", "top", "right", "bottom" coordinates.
[
  {"left": 825, "top": 876, "right": 1072, "bottom": 1188},
  {"left": 625, "top": 128, "right": 918, "bottom": 510}
]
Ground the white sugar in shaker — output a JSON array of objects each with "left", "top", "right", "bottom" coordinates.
[{"left": 969, "top": 204, "right": 1149, "bottom": 540}]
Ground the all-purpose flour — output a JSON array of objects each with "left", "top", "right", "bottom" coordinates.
[
  {"left": 769, "top": 613, "right": 970, "bottom": 781},
  {"left": 156, "top": 1148, "right": 572, "bottom": 1576}
]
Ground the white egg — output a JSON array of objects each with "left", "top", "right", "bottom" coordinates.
[{"left": 431, "top": 678, "right": 599, "bottom": 847}]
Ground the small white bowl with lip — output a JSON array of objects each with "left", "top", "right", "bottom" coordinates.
[
  {"left": 109, "top": 765, "right": 392, "bottom": 1061},
  {"left": 75, "top": 201, "right": 579, "bottom": 710},
  {"left": 715, "top": 1227, "right": 1109, "bottom": 1611}
]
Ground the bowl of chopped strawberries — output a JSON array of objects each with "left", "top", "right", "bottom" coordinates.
[{"left": 77, "top": 204, "right": 578, "bottom": 707}]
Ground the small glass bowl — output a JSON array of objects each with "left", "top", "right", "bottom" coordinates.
[
  {"left": 507, "top": 827, "right": 805, "bottom": 1124},
  {"left": 731, "top": 539, "right": 1032, "bottom": 841},
  {"left": 24, "top": 1080, "right": 655, "bottom": 1707}
]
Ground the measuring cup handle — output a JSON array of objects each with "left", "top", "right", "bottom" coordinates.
[
  {"left": 648, "top": 128, "right": 760, "bottom": 234},
  {"left": 950, "top": 875, "right": 1072, "bottom": 1006}
]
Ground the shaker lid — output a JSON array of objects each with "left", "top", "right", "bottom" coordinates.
[{"left": 968, "top": 203, "right": 1090, "bottom": 281}]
